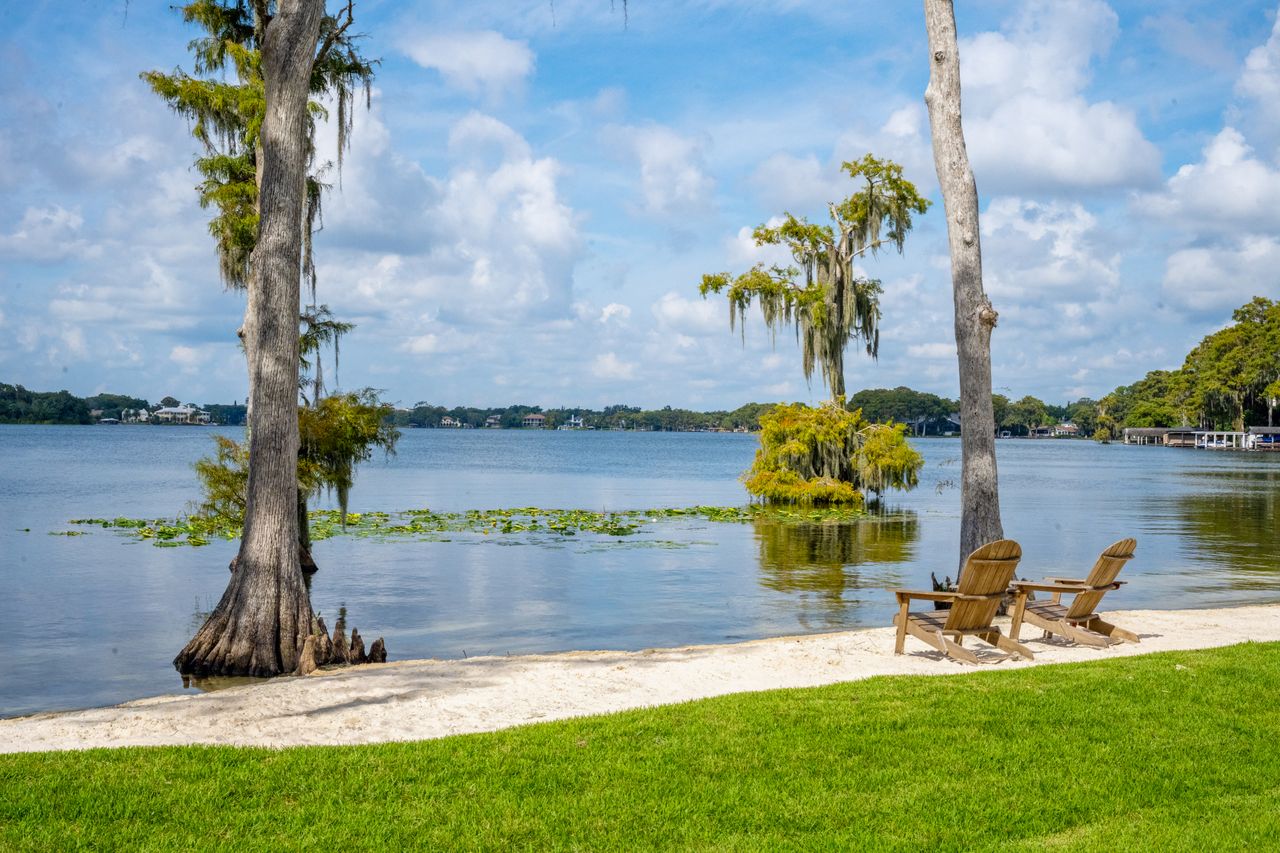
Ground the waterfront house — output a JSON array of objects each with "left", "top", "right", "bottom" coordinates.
[
  {"left": 522, "top": 413, "right": 547, "bottom": 429},
  {"left": 153, "top": 405, "right": 211, "bottom": 425},
  {"left": 440, "top": 416, "right": 462, "bottom": 428},
  {"left": 557, "top": 414, "right": 585, "bottom": 430},
  {"left": 485, "top": 414, "right": 502, "bottom": 428}
]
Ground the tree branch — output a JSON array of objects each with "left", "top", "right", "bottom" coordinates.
[{"left": 315, "top": 0, "right": 355, "bottom": 67}]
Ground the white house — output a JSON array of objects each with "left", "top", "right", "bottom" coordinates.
[{"left": 153, "top": 405, "right": 211, "bottom": 425}]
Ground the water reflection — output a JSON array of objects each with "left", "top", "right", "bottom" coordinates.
[
  {"left": 1173, "top": 470, "right": 1279, "bottom": 589},
  {"left": 755, "top": 512, "right": 919, "bottom": 629}
]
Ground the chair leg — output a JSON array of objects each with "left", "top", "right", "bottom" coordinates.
[
  {"left": 982, "top": 630, "right": 1035, "bottom": 661},
  {"left": 1009, "top": 590, "right": 1028, "bottom": 641},
  {"left": 1086, "top": 617, "right": 1139, "bottom": 644},
  {"left": 894, "top": 600, "right": 910, "bottom": 654},
  {"left": 937, "top": 631, "right": 980, "bottom": 665},
  {"left": 1059, "top": 620, "right": 1108, "bottom": 648}
]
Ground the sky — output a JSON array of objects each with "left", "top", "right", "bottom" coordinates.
[{"left": 2, "top": 0, "right": 1280, "bottom": 411}]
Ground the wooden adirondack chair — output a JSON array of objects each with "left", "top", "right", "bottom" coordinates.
[
  {"left": 892, "top": 539, "right": 1034, "bottom": 664},
  {"left": 1009, "top": 538, "right": 1139, "bottom": 648}
]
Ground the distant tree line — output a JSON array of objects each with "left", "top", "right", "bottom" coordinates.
[
  {"left": 1094, "top": 297, "right": 1280, "bottom": 436},
  {"left": 0, "top": 384, "right": 246, "bottom": 425},
  {"left": 390, "top": 402, "right": 779, "bottom": 431},
  {"left": 9, "top": 293, "right": 1276, "bottom": 437}
]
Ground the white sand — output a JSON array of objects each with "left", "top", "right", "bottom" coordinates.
[{"left": 3, "top": 604, "right": 1278, "bottom": 754}]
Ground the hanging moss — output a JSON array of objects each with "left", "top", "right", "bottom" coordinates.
[{"left": 743, "top": 401, "right": 923, "bottom": 506}]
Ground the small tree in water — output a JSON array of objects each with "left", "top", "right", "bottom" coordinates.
[
  {"left": 744, "top": 402, "right": 921, "bottom": 507},
  {"left": 700, "top": 155, "right": 928, "bottom": 505}
]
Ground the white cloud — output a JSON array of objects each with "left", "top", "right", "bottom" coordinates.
[
  {"left": 982, "top": 197, "right": 1119, "bottom": 299},
  {"left": 906, "top": 342, "right": 956, "bottom": 359},
  {"left": 726, "top": 216, "right": 794, "bottom": 268},
  {"left": 0, "top": 205, "right": 94, "bottom": 262},
  {"left": 749, "top": 153, "right": 828, "bottom": 212},
  {"left": 1162, "top": 236, "right": 1280, "bottom": 314},
  {"left": 1234, "top": 11, "right": 1280, "bottom": 150},
  {"left": 604, "top": 124, "right": 715, "bottom": 216},
  {"left": 169, "top": 344, "right": 210, "bottom": 372},
  {"left": 400, "top": 334, "right": 442, "bottom": 355},
  {"left": 1141, "top": 128, "right": 1280, "bottom": 234},
  {"left": 397, "top": 30, "right": 535, "bottom": 97},
  {"left": 651, "top": 291, "right": 724, "bottom": 336},
  {"left": 958, "top": 0, "right": 1160, "bottom": 192},
  {"left": 599, "top": 303, "right": 631, "bottom": 323},
  {"left": 591, "top": 351, "right": 636, "bottom": 381},
  {"left": 322, "top": 109, "right": 582, "bottom": 327}
]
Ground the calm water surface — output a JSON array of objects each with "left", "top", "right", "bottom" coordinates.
[{"left": 1, "top": 425, "right": 1277, "bottom": 717}]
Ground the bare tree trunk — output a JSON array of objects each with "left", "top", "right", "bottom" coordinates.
[
  {"left": 175, "top": 0, "right": 325, "bottom": 677},
  {"left": 923, "top": 0, "right": 1003, "bottom": 577},
  {"left": 299, "top": 492, "right": 318, "bottom": 574}
]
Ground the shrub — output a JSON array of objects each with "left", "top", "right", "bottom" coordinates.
[{"left": 742, "top": 400, "right": 922, "bottom": 505}]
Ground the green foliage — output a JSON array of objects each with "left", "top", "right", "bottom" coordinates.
[
  {"left": 846, "top": 386, "right": 957, "bottom": 434},
  {"left": 700, "top": 155, "right": 930, "bottom": 397},
  {"left": 4, "top": 645, "right": 1280, "bottom": 849},
  {"left": 142, "top": 1, "right": 375, "bottom": 289},
  {"left": 83, "top": 393, "right": 150, "bottom": 420},
  {"left": 1093, "top": 297, "right": 1279, "bottom": 431},
  {"left": 390, "top": 402, "right": 777, "bottom": 432},
  {"left": 743, "top": 401, "right": 922, "bottom": 505},
  {"left": 298, "top": 390, "right": 400, "bottom": 521},
  {"left": 1065, "top": 398, "right": 1099, "bottom": 436},
  {"left": 192, "top": 434, "right": 249, "bottom": 522},
  {"left": 0, "top": 384, "right": 92, "bottom": 425},
  {"left": 191, "top": 391, "right": 398, "bottom": 530},
  {"left": 1003, "top": 395, "right": 1049, "bottom": 436}
]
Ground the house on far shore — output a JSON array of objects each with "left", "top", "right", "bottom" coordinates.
[
  {"left": 485, "top": 414, "right": 502, "bottom": 428},
  {"left": 557, "top": 414, "right": 585, "bottom": 430},
  {"left": 440, "top": 415, "right": 462, "bottom": 428},
  {"left": 522, "top": 412, "right": 547, "bottom": 429},
  {"left": 1034, "top": 422, "right": 1079, "bottom": 438},
  {"left": 153, "top": 405, "right": 211, "bottom": 425}
]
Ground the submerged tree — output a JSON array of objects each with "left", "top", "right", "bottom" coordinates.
[
  {"left": 743, "top": 402, "right": 923, "bottom": 507},
  {"left": 701, "top": 155, "right": 930, "bottom": 399},
  {"left": 700, "top": 156, "right": 928, "bottom": 507},
  {"left": 160, "top": 0, "right": 372, "bottom": 678},
  {"left": 922, "top": 0, "right": 1004, "bottom": 575}
]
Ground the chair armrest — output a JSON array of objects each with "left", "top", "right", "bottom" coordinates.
[
  {"left": 893, "top": 589, "right": 960, "bottom": 603},
  {"left": 894, "top": 589, "right": 1008, "bottom": 603},
  {"left": 1043, "top": 576, "right": 1085, "bottom": 584},
  {"left": 1011, "top": 581, "right": 1091, "bottom": 594}
]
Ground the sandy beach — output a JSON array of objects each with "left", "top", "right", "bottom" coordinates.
[{"left": 3, "top": 603, "right": 1278, "bottom": 754}]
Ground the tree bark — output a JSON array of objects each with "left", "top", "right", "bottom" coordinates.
[
  {"left": 175, "top": 0, "right": 325, "bottom": 678},
  {"left": 922, "top": 0, "right": 1003, "bottom": 577}
]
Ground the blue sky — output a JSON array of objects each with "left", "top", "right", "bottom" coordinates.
[{"left": 2, "top": 0, "right": 1279, "bottom": 410}]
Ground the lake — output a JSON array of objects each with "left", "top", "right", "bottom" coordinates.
[{"left": 1, "top": 424, "right": 1278, "bottom": 717}]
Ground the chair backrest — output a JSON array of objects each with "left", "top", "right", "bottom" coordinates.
[
  {"left": 1067, "top": 538, "right": 1136, "bottom": 619},
  {"left": 944, "top": 539, "right": 1022, "bottom": 632}
]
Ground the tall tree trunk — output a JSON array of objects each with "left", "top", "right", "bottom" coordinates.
[
  {"left": 922, "top": 0, "right": 1003, "bottom": 576},
  {"left": 175, "top": 0, "right": 325, "bottom": 677}
]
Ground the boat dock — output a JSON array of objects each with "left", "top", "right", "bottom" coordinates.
[{"left": 1122, "top": 426, "right": 1280, "bottom": 451}]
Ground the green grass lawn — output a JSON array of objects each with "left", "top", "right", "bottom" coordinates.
[{"left": 3, "top": 643, "right": 1279, "bottom": 851}]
